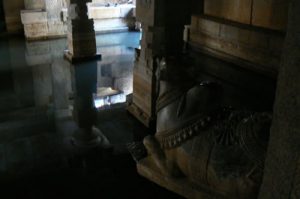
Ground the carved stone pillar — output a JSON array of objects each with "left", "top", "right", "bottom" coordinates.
[
  {"left": 127, "top": 0, "right": 190, "bottom": 127},
  {"left": 64, "top": 0, "right": 100, "bottom": 63},
  {"left": 63, "top": 0, "right": 107, "bottom": 148}
]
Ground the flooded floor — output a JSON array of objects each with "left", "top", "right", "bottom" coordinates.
[{"left": 0, "top": 32, "right": 183, "bottom": 198}]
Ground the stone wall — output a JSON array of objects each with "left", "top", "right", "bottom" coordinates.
[
  {"left": 188, "top": 0, "right": 289, "bottom": 76},
  {"left": 189, "top": 15, "right": 284, "bottom": 76},
  {"left": 204, "top": 0, "right": 289, "bottom": 31},
  {"left": 3, "top": 0, "right": 24, "bottom": 33},
  {"left": 20, "top": 0, "right": 136, "bottom": 40}
]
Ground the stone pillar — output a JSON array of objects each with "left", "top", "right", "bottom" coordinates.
[
  {"left": 127, "top": 0, "right": 190, "bottom": 127},
  {"left": 259, "top": 0, "right": 300, "bottom": 198},
  {"left": 63, "top": 0, "right": 106, "bottom": 148},
  {"left": 127, "top": 0, "right": 164, "bottom": 127},
  {"left": 64, "top": 0, "right": 100, "bottom": 63}
]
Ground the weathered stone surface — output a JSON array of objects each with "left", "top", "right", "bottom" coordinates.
[
  {"left": 252, "top": 0, "right": 289, "bottom": 31},
  {"left": 204, "top": 0, "right": 252, "bottom": 24},
  {"left": 259, "top": 0, "right": 300, "bottom": 198},
  {"left": 47, "top": 20, "right": 67, "bottom": 36},
  {"left": 190, "top": 15, "right": 284, "bottom": 76},
  {"left": 21, "top": 10, "right": 47, "bottom": 25},
  {"left": 24, "top": 0, "right": 45, "bottom": 10},
  {"left": 24, "top": 22, "right": 48, "bottom": 39},
  {"left": 94, "top": 18, "right": 129, "bottom": 33},
  {"left": 3, "top": 0, "right": 25, "bottom": 33}
]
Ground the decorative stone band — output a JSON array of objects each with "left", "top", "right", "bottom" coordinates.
[{"left": 155, "top": 114, "right": 215, "bottom": 149}]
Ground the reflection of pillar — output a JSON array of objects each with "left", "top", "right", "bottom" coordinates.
[
  {"left": 64, "top": 0, "right": 100, "bottom": 63},
  {"left": 71, "top": 60, "right": 110, "bottom": 148},
  {"left": 259, "top": 1, "right": 300, "bottom": 198}
]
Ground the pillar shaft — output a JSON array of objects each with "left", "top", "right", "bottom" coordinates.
[{"left": 65, "top": 0, "right": 98, "bottom": 61}]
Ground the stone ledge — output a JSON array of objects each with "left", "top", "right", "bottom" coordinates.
[
  {"left": 137, "top": 158, "right": 227, "bottom": 199},
  {"left": 64, "top": 50, "right": 102, "bottom": 64},
  {"left": 190, "top": 15, "right": 284, "bottom": 76}
]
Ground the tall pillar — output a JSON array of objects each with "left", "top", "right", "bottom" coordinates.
[
  {"left": 259, "top": 0, "right": 300, "bottom": 198},
  {"left": 64, "top": 0, "right": 100, "bottom": 63},
  {"left": 64, "top": 0, "right": 107, "bottom": 148}
]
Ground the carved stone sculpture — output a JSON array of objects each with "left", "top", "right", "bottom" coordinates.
[{"left": 129, "top": 58, "right": 272, "bottom": 199}]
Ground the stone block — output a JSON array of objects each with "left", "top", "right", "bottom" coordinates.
[
  {"left": 189, "top": 15, "right": 284, "bottom": 75},
  {"left": 24, "top": 0, "right": 45, "bottom": 9},
  {"left": 21, "top": 10, "right": 48, "bottom": 25},
  {"left": 88, "top": 6, "right": 121, "bottom": 19},
  {"left": 93, "top": 18, "right": 128, "bottom": 32},
  {"left": 24, "top": 22, "right": 49, "bottom": 39},
  {"left": 204, "top": 0, "right": 252, "bottom": 24},
  {"left": 47, "top": 20, "right": 67, "bottom": 36},
  {"left": 252, "top": 0, "right": 289, "bottom": 31},
  {"left": 45, "top": 0, "right": 64, "bottom": 20},
  {"left": 25, "top": 40, "right": 50, "bottom": 56},
  {"left": 198, "top": 17, "right": 220, "bottom": 37}
]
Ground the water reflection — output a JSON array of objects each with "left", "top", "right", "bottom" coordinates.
[{"left": 0, "top": 32, "right": 141, "bottom": 178}]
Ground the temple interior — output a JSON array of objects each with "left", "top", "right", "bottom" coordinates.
[{"left": 0, "top": 0, "right": 299, "bottom": 198}]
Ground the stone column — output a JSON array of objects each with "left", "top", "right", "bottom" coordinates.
[
  {"left": 64, "top": 0, "right": 100, "bottom": 63},
  {"left": 259, "top": 0, "right": 300, "bottom": 198},
  {"left": 127, "top": 0, "right": 190, "bottom": 127},
  {"left": 63, "top": 0, "right": 107, "bottom": 148}
]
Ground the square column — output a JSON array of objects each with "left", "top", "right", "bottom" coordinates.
[{"left": 64, "top": 0, "right": 101, "bottom": 63}]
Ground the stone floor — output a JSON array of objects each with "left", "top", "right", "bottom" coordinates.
[{"left": 0, "top": 32, "right": 183, "bottom": 199}]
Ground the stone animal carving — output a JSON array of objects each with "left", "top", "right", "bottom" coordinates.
[{"left": 129, "top": 57, "right": 272, "bottom": 199}]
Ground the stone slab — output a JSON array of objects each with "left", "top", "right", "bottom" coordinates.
[
  {"left": 204, "top": 0, "right": 252, "bottom": 24},
  {"left": 94, "top": 18, "right": 128, "bottom": 32},
  {"left": 137, "top": 158, "right": 226, "bottom": 199},
  {"left": 21, "top": 10, "right": 48, "bottom": 25},
  {"left": 24, "top": 0, "right": 45, "bottom": 10},
  {"left": 190, "top": 15, "right": 284, "bottom": 76},
  {"left": 252, "top": 0, "right": 289, "bottom": 31},
  {"left": 24, "top": 22, "right": 49, "bottom": 39}
]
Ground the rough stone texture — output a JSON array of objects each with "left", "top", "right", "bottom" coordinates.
[
  {"left": 252, "top": 0, "right": 289, "bottom": 31},
  {"left": 258, "top": 0, "right": 300, "bottom": 198},
  {"left": 204, "top": 0, "right": 252, "bottom": 24},
  {"left": 203, "top": 0, "right": 289, "bottom": 31},
  {"left": 21, "top": 10, "right": 48, "bottom": 24},
  {"left": 3, "top": 0, "right": 24, "bottom": 33},
  {"left": 189, "top": 15, "right": 284, "bottom": 76},
  {"left": 24, "top": 0, "right": 45, "bottom": 10}
]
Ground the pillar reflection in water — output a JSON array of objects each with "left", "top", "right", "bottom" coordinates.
[{"left": 71, "top": 60, "right": 110, "bottom": 148}]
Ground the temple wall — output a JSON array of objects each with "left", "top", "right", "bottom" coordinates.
[
  {"left": 189, "top": 0, "right": 289, "bottom": 77},
  {"left": 204, "top": 0, "right": 289, "bottom": 31}
]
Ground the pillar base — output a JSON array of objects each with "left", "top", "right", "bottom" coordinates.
[
  {"left": 64, "top": 50, "right": 102, "bottom": 64},
  {"left": 71, "top": 126, "right": 111, "bottom": 149}
]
